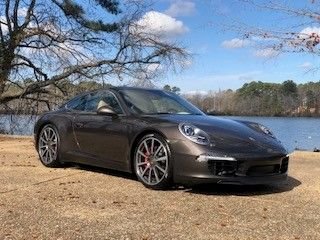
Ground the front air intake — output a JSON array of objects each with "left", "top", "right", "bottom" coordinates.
[{"left": 208, "top": 160, "right": 237, "bottom": 176}]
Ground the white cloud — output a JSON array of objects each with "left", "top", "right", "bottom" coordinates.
[
  {"left": 300, "top": 27, "right": 320, "bottom": 36},
  {"left": 135, "top": 11, "right": 188, "bottom": 37},
  {"left": 298, "top": 27, "right": 320, "bottom": 49},
  {"left": 221, "top": 38, "right": 250, "bottom": 49},
  {"left": 254, "top": 48, "right": 279, "bottom": 58},
  {"left": 0, "top": 16, "right": 8, "bottom": 33},
  {"left": 165, "top": 0, "right": 196, "bottom": 17},
  {"left": 299, "top": 62, "right": 313, "bottom": 69},
  {"left": 0, "top": 8, "right": 32, "bottom": 34},
  {"left": 17, "top": 7, "right": 28, "bottom": 17},
  {"left": 147, "top": 63, "right": 162, "bottom": 72}
]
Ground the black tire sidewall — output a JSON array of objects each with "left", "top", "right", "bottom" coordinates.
[{"left": 133, "top": 133, "right": 173, "bottom": 190}]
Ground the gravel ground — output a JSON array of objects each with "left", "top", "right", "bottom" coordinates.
[{"left": 0, "top": 135, "right": 319, "bottom": 240}]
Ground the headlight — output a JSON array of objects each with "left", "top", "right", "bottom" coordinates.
[{"left": 178, "top": 123, "right": 210, "bottom": 145}]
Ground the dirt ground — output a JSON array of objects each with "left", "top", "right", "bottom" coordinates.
[{"left": 0, "top": 135, "right": 319, "bottom": 240}]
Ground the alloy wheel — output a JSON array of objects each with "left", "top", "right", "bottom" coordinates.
[
  {"left": 135, "top": 136, "right": 169, "bottom": 186},
  {"left": 38, "top": 126, "right": 58, "bottom": 164}
]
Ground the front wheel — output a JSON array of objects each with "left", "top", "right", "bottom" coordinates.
[
  {"left": 134, "top": 133, "right": 173, "bottom": 190},
  {"left": 37, "top": 124, "right": 62, "bottom": 167}
]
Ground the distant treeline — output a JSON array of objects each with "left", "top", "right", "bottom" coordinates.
[
  {"left": 1, "top": 79, "right": 320, "bottom": 117},
  {"left": 184, "top": 80, "right": 320, "bottom": 117}
]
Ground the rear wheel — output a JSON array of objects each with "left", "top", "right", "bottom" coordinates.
[
  {"left": 38, "top": 124, "right": 62, "bottom": 167},
  {"left": 134, "top": 133, "right": 173, "bottom": 190}
]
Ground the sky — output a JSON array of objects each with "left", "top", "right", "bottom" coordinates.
[
  {"left": 6, "top": 0, "right": 318, "bottom": 93},
  {"left": 127, "top": 0, "right": 320, "bottom": 93}
]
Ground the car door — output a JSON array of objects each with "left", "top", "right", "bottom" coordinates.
[
  {"left": 58, "top": 94, "right": 87, "bottom": 160},
  {"left": 72, "top": 90, "right": 129, "bottom": 170}
]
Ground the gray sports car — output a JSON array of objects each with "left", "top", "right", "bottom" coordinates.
[{"left": 34, "top": 87, "right": 289, "bottom": 189}]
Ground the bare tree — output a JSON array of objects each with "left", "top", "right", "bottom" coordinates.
[
  {"left": 0, "top": 0, "right": 187, "bottom": 111},
  {"left": 214, "top": 0, "right": 320, "bottom": 58}
]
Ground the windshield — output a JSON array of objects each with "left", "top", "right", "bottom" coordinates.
[{"left": 118, "top": 89, "right": 204, "bottom": 115}]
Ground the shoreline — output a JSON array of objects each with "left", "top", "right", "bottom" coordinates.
[{"left": 0, "top": 134, "right": 34, "bottom": 139}]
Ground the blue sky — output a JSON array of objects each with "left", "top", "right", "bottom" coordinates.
[
  {"left": 137, "top": 0, "right": 320, "bottom": 93},
  {"left": 80, "top": 0, "right": 320, "bottom": 92}
]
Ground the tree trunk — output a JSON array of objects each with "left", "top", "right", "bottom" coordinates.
[
  {"left": 0, "top": 48, "right": 14, "bottom": 97},
  {"left": 0, "top": 67, "right": 11, "bottom": 97}
]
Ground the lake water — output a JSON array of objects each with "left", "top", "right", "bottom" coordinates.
[
  {"left": 0, "top": 114, "right": 38, "bottom": 136},
  {"left": 223, "top": 116, "right": 320, "bottom": 153},
  {"left": 1, "top": 114, "right": 319, "bottom": 153}
]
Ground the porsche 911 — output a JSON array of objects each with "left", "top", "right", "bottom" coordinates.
[{"left": 34, "top": 87, "right": 289, "bottom": 189}]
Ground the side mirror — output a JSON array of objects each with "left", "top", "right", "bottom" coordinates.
[{"left": 97, "top": 106, "right": 117, "bottom": 116}]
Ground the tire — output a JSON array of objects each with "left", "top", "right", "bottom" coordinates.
[
  {"left": 133, "top": 133, "right": 173, "bottom": 190},
  {"left": 37, "top": 124, "right": 62, "bottom": 167}
]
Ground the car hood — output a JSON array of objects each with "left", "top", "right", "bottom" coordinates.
[{"left": 143, "top": 114, "right": 287, "bottom": 157}]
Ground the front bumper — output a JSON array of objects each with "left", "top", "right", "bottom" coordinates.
[
  {"left": 170, "top": 140, "right": 289, "bottom": 186},
  {"left": 175, "top": 170, "right": 288, "bottom": 186}
]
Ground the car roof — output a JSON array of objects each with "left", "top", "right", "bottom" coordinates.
[
  {"left": 110, "top": 86, "right": 163, "bottom": 92},
  {"left": 68, "top": 86, "right": 163, "bottom": 100},
  {"left": 76, "top": 86, "right": 164, "bottom": 95}
]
